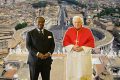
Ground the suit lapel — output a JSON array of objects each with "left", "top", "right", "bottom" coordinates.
[{"left": 34, "top": 29, "right": 44, "bottom": 40}]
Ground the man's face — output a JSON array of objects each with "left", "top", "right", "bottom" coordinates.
[
  {"left": 73, "top": 18, "right": 82, "bottom": 29},
  {"left": 37, "top": 19, "right": 45, "bottom": 30}
]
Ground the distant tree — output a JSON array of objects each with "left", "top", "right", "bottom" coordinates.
[
  {"left": 32, "top": 1, "right": 47, "bottom": 8},
  {"left": 96, "top": 13, "right": 101, "bottom": 18},
  {"left": 15, "top": 23, "right": 22, "bottom": 30},
  {"left": 114, "top": 22, "right": 120, "bottom": 27},
  {"left": 61, "top": 0, "right": 79, "bottom": 5},
  {"left": 58, "top": 0, "right": 61, "bottom": 4},
  {"left": 95, "top": 7, "right": 120, "bottom": 18},
  {"left": 22, "top": 22, "right": 27, "bottom": 28},
  {"left": 15, "top": 22, "right": 28, "bottom": 30}
]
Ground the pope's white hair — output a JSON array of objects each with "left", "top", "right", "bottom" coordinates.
[{"left": 72, "top": 16, "right": 83, "bottom": 24}]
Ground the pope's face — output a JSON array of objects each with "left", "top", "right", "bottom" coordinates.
[{"left": 73, "top": 18, "right": 82, "bottom": 30}]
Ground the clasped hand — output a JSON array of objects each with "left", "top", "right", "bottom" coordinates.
[
  {"left": 72, "top": 45, "right": 83, "bottom": 52},
  {"left": 37, "top": 53, "right": 51, "bottom": 59}
]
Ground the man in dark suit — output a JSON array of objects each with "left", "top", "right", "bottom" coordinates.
[{"left": 26, "top": 16, "right": 55, "bottom": 80}]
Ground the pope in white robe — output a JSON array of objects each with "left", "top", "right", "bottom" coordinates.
[{"left": 63, "top": 16, "right": 95, "bottom": 80}]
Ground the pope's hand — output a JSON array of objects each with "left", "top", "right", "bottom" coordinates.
[
  {"left": 72, "top": 45, "right": 79, "bottom": 51},
  {"left": 72, "top": 45, "right": 83, "bottom": 52},
  {"left": 75, "top": 47, "right": 83, "bottom": 52}
]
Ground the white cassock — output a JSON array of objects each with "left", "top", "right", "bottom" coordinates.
[{"left": 65, "top": 45, "right": 92, "bottom": 80}]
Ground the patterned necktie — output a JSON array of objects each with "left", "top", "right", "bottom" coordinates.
[{"left": 40, "top": 30, "right": 44, "bottom": 36}]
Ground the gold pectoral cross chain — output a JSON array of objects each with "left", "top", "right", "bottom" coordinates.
[{"left": 75, "top": 31, "right": 79, "bottom": 45}]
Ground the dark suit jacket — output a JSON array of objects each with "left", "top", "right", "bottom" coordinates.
[{"left": 26, "top": 28, "right": 55, "bottom": 65}]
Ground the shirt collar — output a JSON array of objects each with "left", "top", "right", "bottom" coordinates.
[{"left": 36, "top": 28, "right": 44, "bottom": 34}]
